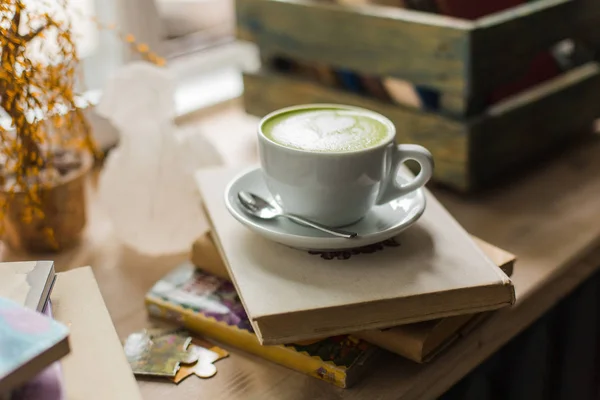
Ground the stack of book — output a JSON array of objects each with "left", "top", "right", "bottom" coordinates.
[
  {"left": 1, "top": 262, "right": 141, "bottom": 400},
  {"left": 145, "top": 166, "right": 516, "bottom": 388}
]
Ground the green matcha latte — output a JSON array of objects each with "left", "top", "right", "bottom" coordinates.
[{"left": 261, "top": 106, "right": 393, "bottom": 153}]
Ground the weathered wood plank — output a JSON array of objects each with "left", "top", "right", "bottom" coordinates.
[
  {"left": 238, "top": 0, "right": 589, "bottom": 115},
  {"left": 236, "top": 0, "right": 471, "bottom": 93},
  {"left": 242, "top": 69, "right": 469, "bottom": 189},
  {"left": 471, "top": 0, "right": 577, "bottom": 95},
  {"left": 469, "top": 62, "right": 600, "bottom": 189}
]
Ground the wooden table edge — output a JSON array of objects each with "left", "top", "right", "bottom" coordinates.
[{"left": 406, "top": 235, "right": 600, "bottom": 399}]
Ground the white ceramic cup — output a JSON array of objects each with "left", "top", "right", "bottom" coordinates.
[{"left": 258, "top": 104, "right": 434, "bottom": 227}]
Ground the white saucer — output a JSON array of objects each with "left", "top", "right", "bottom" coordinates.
[{"left": 224, "top": 167, "right": 427, "bottom": 251}]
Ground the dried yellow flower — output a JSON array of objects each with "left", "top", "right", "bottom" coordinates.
[
  {"left": 0, "top": 0, "right": 166, "bottom": 251},
  {"left": 0, "top": 0, "right": 97, "bottom": 248}
]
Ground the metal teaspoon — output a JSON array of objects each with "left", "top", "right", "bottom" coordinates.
[{"left": 237, "top": 191, "right": 358, "bottom": 239}]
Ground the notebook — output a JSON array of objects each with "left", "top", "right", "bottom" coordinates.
[{"left": 196, "top": 166, "right": 515, "bottom": 345}]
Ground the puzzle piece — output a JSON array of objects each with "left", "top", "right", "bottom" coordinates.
[
  {"left": 124, "top": 331, "right": 199, "bottom": 377},
  {"left": 172, "top": 340, "right": 229, "bottom": 383}
]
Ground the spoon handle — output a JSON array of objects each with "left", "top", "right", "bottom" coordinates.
[{"left": 283, "top": 214, "right": 358, "bottom": 239}]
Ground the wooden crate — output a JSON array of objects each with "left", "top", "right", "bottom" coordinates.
[
  {"left": 237, "top": 0, "right": 600, "bottom": 116},
  {"left": 237, "top": 0, "right": 600, "bottom": 191}
]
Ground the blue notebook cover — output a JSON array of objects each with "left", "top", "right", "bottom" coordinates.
[{"left": 0, "top": 297, "right": 69, "bottom": 394}]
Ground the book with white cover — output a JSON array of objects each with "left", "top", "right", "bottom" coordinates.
[{"left": 196, "top": 166, "right": 515, "bottom": 345}]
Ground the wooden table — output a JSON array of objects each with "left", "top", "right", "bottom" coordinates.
[{"left": 3, "top": 100, "right": 600, "bottom": 400}]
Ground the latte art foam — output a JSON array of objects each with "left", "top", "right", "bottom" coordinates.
[{"left": 262, "top": 108, "right": 392, "bottom": 153}]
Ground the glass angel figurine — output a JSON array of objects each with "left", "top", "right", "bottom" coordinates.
[{"left": 96, "top": 61, "right": 223, "bottom": 255}]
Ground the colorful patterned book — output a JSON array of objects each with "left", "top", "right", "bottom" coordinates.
[
  {"left": 145, "top": 263, "right": 380, "bottom": 388},
  {"left": 0, "top": 297, "right": 69, "bottom": 394},
  {"left": 9, "top": 300, "right": 65, "bottom": 400}
]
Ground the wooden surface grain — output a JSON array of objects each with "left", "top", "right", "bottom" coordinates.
[{"left": 2, "top": 100, "right": 600, "bottom": 399}]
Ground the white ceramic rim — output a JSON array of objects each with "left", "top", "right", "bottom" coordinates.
[{"left": 257, "top": 103, "right": 397, "bottom": 156}]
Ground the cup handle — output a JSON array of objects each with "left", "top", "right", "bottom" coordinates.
[{"left": 375, "top": 144, "right": 434, "bottom": 205}]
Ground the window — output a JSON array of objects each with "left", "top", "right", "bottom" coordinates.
[{"left": 78, "top": 0, "right": 259, "bottom": 148}]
